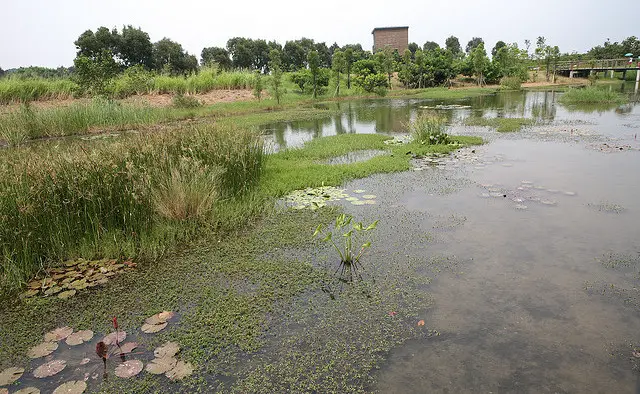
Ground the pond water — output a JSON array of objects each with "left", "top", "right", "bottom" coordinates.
[{"left": 274, "top": 87, "right": 640, "bottom": 392}]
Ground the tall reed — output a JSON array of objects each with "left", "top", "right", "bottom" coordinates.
[
  {"left": 0, "top": 77, "right": 78, "bottom": 104},
  {"left": 0, "top": 123, "right": 265, "bottom": 294}
]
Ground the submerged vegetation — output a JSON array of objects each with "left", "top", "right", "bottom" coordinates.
[{"left": 464, "top": 116, "right": 536, "bottom": 132}]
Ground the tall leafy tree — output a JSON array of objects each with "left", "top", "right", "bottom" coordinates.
[
  {"left": 470, "top": 42, "right": 489, "bottom": 86},
  {"left": 445, "top": 36, "right": 463, "bottom": 58},
  {"left": 423, "top": 41, "right": 440, "bottom": 52},
  {"left": 344, "top": 48, "right": 354, "bottom": 89},
  {"left": 466, "top": 37, "right": 484, "bottom": 55},
  {"left": 307, "top": 50, "right": 320, "bottom": 98},
  {"left": 119, "top": 26, "right": 153, "bottom": 68},
  {"left": 283, "top": 40, "right": 306, "bottom": 71},
  {"left": 315, "top": 42, "right": 332, "bottom": 68},
  {"left": 268, "top": 49, "right": 284, "bottom": 104},
  {"left": 332, "top": 50, "right": 346, "bottom": 96},
  {"left": 201, "top": 47, "right": 232, "bottom": 69},
  {"left": 152, "top": 38, "right": 196, "bottom": 75},
  {"left": 408, "top": 42, "right": 419, "bottom": 56},
  {"left": 491, "top": 41, "right": 507, "bottom": 58},
  {"left": 374, "top": 47, "right": 395, "bottom": 87},
  {"left": 227, "top": 37, "right": 254, "bottom": 69}
]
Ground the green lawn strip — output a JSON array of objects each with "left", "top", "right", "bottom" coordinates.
[{"left": 464, "top": 117, "right": 536, "bottom": 132}]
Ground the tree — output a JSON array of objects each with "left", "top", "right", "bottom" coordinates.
[
  {"left": 252, "top": 39, "right": 270, "bottom": 72},
  {"left": 253, "top": 71, "right": 263, "bottom": 100},
  {"left": 352, "top": 59, "right": 388, "bottom": 95},
  {"left": 308, "top": 50, "right": 320, "bottom": 98},
  {"left": 332, "top": 50, "right": 346, "bottom": 96},
  {"left": 408, "top": 42, "right": 419, "bottom": 56},
  {"left": 152, "top": 38, "right": 196, "bottom": 75},
  {"left": 0, "top": 67, "right": 4, "bottom": 78},
  {"left": 119, "top": 26, "right": 153, "bottom": 68},
  {"left": 283, "top": 40, "right": 306, "bottom": 71},
  {"left": 491, "top": 43, "right": 528, "bottom": 83},
  {"left": 344, "top": 48, "right": 354, "bottom": 89},
  {"left": 73, "top": 49, "right": 120, "bottom": 94},
  {"left": 315, "top": 42, "right": 332, "bottom": 68},
  {"left": 227, "top": 37, "right": 254, "bottom": 69},
  {"left": 399, "top": 49, "right": 412, "bottom": 87},
  {"left": 374, "top": 46, "right": 395, "bottom": 87},
  {"left": 423, "top": 41, "right": 440, "bottom": 52},
  {"left": 445, "top": 36, "right": 463, "bottom": 58},
  {"left": 466, "top": 37, "right": 484, "bottom": 55},
  {"left": 201, "top": 47, "right": 232, "bottom": 69},
  {"left": 470, "top": 42, "right": 489, "bottom": 86},
  {"left": 269, "top": 49, "right": 284, "bottom": 104},
  {"left": 491, "top": 41, "right": 506, "bottom": 58}
]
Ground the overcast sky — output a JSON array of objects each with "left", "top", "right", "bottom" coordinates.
[{"left": 2, "top": 0, "right": 639, "bottom": 69}]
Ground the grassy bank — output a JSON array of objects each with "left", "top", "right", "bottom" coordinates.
[
  {"left": 0, "top": 77, "right": 77, "bottom": 104},
  {"left": 558, "top": 86, "right": 628, "bottom": 105}
]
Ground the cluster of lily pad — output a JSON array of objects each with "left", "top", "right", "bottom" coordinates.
[
  {"left": 23, "top": 258, "right": 136, "bottom": 300},
  {"left": 0, "top": 311, "right": 191, "bottom": 394},
  {"left": 419, "top": 104, "right": 471, "bottom": 110},
  {"left": 478, "top": 180, "right": 577, "bottom": 210},
  {"left": 283, "top": 186, "right": 377, "bottom": 210},
  {"left": 412, "top": 147, "right": 507, "bottom": 171}
]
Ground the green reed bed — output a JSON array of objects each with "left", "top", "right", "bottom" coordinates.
[
  {"left": 0, "top": 124, "right": 265, "bottom": 294},
  {"left": 558, "top": 86, "right": 628, "bottom": 105},
  {"left": 146, "top": 69, "right": 256, "bottom": 95},
  {"left": 0, "top": 77, "right": 78, "bottom": 104},
  {"left": 0, "top": 100, "right": 179, "bottom": 145}
]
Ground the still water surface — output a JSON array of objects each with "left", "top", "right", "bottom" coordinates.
[{"left": 269, "top": 88, "right": 640, "bottom": 392}]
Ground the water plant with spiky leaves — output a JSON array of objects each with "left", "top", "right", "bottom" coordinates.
[{"left": 314, "top": 214, "right": 378, "bottom": 283}]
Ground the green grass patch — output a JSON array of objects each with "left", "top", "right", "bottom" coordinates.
[
  {"left": 558, "top": 86, "right": 628, "bottom": 105},
  {"left": 260, "top": 133, "right": 483, "bottom": 197},
  {"left": 464, "top": 117, "right": 536, "bottom": 132}
]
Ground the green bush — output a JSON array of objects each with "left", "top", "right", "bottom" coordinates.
[{"left": 499, "top": 76, "right": 522, "bottom": 90}]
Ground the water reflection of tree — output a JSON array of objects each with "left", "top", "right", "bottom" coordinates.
[{"left": 272, "top": 122, "right": 288, "bottom": 149}]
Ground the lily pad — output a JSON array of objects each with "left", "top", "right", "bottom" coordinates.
[
  {"left": 363, "top": 200, "right": 376, "bottom": 205},
  {"left": 52, "top": 381, "right": 86, "bottom": 394},
  {"left": 145, "top": 311, "right": 175, "bottom": 325},
  {"left": 154, "top": 342, "right": 180, "bottom": 359},
  {"left": 165, "top": 360, "right": 194, "bottom": 381},
  {"left": 114, "top": 360, "right": 144, "bottom": 378},
  {"left": 102, "top": 331, "right": 126, "bottom": 346},
  {"left": 14, "top": 388, "right": 41, "bottom": 394},
  {"left": 44, "top": 326, "right": 73, "bottom": 342},
  {"left": 362, "top": 195, "right": 376, "bottom": 199},
  {"left": 79, "top": 358, "right": 91, "bottom": 365},
  {"left": 0, "top": 367, "right": 24, "bottom": 385},
  {"left": 57, "top": 290, "right": 76, "bottom": 299},
  {"left": 65, "top": 330, "right": 93, "bottom": 346},
  {"left": 141, "top": 322, "right": 167, "bottom": 334},
  {"left": 145, "top": 357, "right": 177, "bottom": 375},
  {"left": 33, "top": 359, "right": 66, "bottom": 378},
  {"left": 118, "top": 342, "right": 138, "bottom": 354},
  {"left": 351, "top": 201, "right": 366, "bottom": 206},
  {"left": 353, "top": 189, "right": 365, "bottom": 194},
  {"left": 27, "top": 341, "right": 58, "bottom": 358}
]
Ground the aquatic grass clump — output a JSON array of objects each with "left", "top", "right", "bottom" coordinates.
[
  {"left": 558, "top": 87, "right": 628, "bottom": 105},
  {"left": 409, "top": 115, "right": 451, "bottom": 145},
  {"left": 0, "top": 125, "right": 265, "bottom": 294},
  {"left": 464, "top": 117, "right": 535, "bottom": 132},
  {"left": 152, "top": 159, "right": 224, "bottom": 221}
]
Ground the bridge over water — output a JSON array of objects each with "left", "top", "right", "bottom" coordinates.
[{"left": 555, "top": 58, "right": 640, "bottom": 82}]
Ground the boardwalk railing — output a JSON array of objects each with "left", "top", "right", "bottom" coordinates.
[{"left": 556, "top": 58, "right": 639, "bottom": 71}]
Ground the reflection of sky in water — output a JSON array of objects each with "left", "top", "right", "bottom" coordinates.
[{"left": 261, "top": 85, "right": 640, "bottom": 151}]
